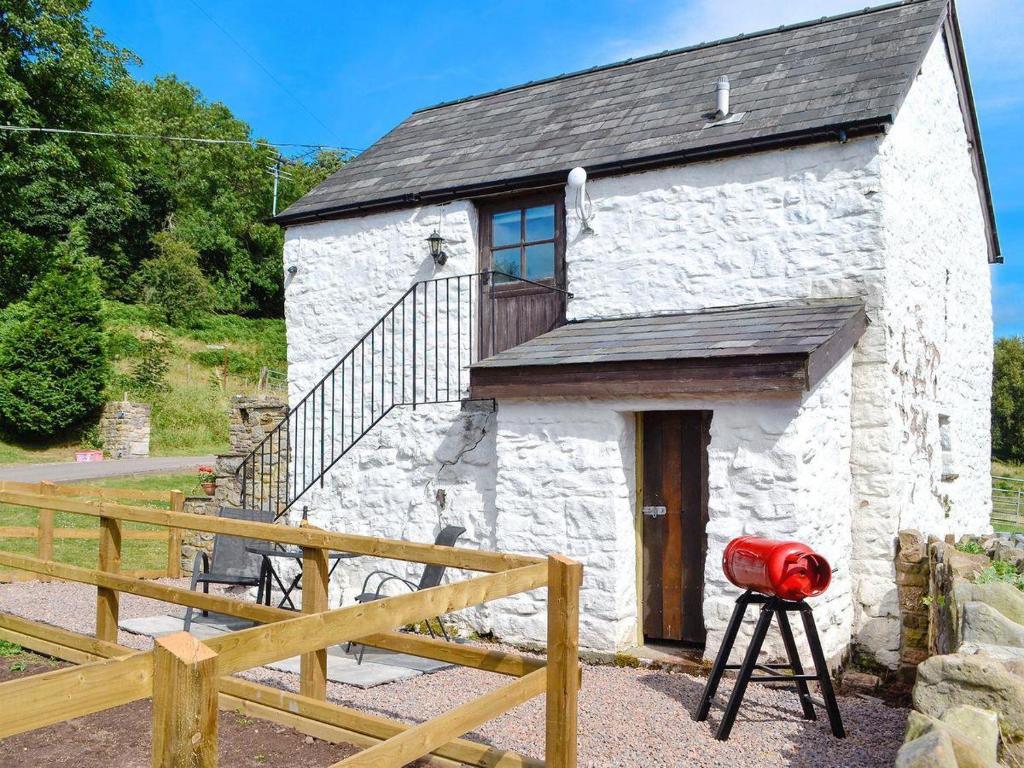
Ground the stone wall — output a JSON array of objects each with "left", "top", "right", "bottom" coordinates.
[
  {"left": 99, "top": 400, "right": 151, "bottom": 458},
  {"left": 896, "top": 530, "right": 931, "bottom": 671},
  {"left": 857, "top": 32, "right": 994, "bottom": 671},
  {"left": 179, "top": 495, "right": 219, "bottom": 575},
  {"left": 897, "top": 534, "right": 1024, "bottom": 765},
  {"left": 218, "top": 395, "right": 289, "bottom": 512}
]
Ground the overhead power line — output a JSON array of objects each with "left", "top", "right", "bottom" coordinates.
[
  {"left": 186, "top": 0, "right": 339, "bottom": 142},
  {"left": 0, "top": 124, "right": 359, "bottom": 154}
]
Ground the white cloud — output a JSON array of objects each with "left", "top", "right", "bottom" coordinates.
[{"left": 603, "top": 0, "right": 870, "bottom": 61}]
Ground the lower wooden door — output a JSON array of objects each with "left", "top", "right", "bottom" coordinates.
[{"left": 641, "top": 410, "right": 711, "bottom": 645}]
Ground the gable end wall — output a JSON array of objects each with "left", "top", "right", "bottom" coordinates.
[{"left": 852, "top": 31, "right": 993, "bottom": 666}]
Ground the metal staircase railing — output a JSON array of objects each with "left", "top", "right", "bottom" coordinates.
[{"left": 237, "top": 271, "right": 570, "bottom": 516}]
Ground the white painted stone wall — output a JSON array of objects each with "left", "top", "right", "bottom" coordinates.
[
  {"left": 281, "top": 30, "right": 992, "bottom": 663},
  {"left": 490, "top": 353, "right": 855, "bottom": 661},
  {"left": 851, "top": 35, "right": 994, "bottom": 666},
  {"left": 283, "top": 202, "right": 507, "bottom": 619}
]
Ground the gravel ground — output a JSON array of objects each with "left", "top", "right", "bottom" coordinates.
[{"left": 0, "top": 580, "right": 908, "bottom": 767}]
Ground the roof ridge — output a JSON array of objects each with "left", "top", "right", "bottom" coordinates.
[{"left": 414, "top": 0, "right": 932, "bottom": 114}]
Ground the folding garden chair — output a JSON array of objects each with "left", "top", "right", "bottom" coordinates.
[
  {"left": 183, "top": 506, "right": 274, "bottom": 632},
  {"left": 347, "top": 525, "right": 467, "bottom": 664}
]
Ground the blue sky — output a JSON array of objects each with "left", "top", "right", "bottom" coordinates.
[{"left": 88, "top": 0, "right": 1022, "bottom": 336}]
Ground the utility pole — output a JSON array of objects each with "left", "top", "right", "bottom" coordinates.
[
  {"left": 271, "top": 158, "right": 280, "bottom": 216},
  {"left": 266, "top": 157, "right": 293, "bottom": 216}
]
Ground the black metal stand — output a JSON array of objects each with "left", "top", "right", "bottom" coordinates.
[{"left": 694, "top": 590, "right": 845, "bottom": 741}]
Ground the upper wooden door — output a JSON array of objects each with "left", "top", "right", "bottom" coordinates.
[
  {"left": 641, "top": 410, "right": 711, "bottom": 645},
  {"left": 478, "top": 194, "right": 566, "bottom": 358}
]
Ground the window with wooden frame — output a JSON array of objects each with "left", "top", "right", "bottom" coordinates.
[{"left": 479, "top": 193, "right": 565, "bottom": 286}]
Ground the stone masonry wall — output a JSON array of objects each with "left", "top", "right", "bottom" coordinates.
[
  {"left": 179, "top": 495, "right": 219, "bottom": 575},
  {"left": 489, "top": 351, "right": 854, "bottom": 661},
  {"left": 896, "top": 530, "right": 931, "bottom": 672},
  {"left": 855, "top": 34, "right": 994, "bottom": 667},
  {"left": 99, "top": 400, "right": 151, "bottom": 458},
  {"left": 217, "top": 395, "right": 289, "bottom": 513}
]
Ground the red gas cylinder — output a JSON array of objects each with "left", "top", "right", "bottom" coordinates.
[{"left": 722, "top": 536, "right": 832, "bottom": 601}]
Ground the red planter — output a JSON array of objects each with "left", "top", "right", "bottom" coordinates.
[
  {"left": 201, "top": 482, "right": 217, "bottom": 496},
  {"left": 722, "top": 536, "right": 832, "bottom": 601}
]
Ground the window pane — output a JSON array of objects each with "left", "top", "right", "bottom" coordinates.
[
  {"left": 525, "top": 205, "right": 555, "bottom": 242},
  {"left": 492, "top": 247, "right": 521, "bottom": 282},
  {"left": 492, "top": 210, "right": 521, "bottom": 247},
  {"left": 524, "top": 242, "right": 555, "bottom": 280}
]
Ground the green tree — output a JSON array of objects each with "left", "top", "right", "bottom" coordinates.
[
  {"left": 0, "top": 223, "right": 110, "bottom": 437},
  {"left": 130, "top": 230, "right": 213, "bottom": 327},
  {"left": 0, "top": 2, "right": 346, "bottom": 317},
  {"left": 994, "top": 337, "right": 1024, "bottom": 463},
  {"left": 0, "top": 0, "right": 144, "bottom": 304}
]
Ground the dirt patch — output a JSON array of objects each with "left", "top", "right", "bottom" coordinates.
[{"left": 0, "top": 652, "right": 360, "bottom": 768}]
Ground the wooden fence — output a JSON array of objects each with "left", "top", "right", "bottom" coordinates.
[
  {"left": 0, "top": 488, "right": 582, "bottom": 768},
  {"left": 0, "top": 480, "right": 184, "bottom": 582}
]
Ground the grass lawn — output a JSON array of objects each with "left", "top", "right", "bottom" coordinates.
[
  {"left": 993, "top": 460, "right": 1024, "bottom": 482},
  {"left": 0, "top": 472, "right": 200, "bottom": 578},
  {"left": 0, "top": 439, "right": 80, "bottom": 466}
]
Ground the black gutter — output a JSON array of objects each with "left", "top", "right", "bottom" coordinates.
[
  {"left": 946, "top": 2, "right": 1002, "bottom": 264},
  {"left": 271, "top": 116, "right": 893, "bottom": 227}
]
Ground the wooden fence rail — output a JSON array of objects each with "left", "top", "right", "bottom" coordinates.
[
  {"left": 0, "top": 481, "right": 183, "bottom": 582},
  {"left": 0, "top": 489, "right": 582, "bottom": 768}
]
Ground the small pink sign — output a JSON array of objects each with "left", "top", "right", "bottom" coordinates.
[{"left": 74, "top": 450, "right": 104, "bottom": 462}]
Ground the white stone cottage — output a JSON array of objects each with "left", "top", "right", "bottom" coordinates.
[{"left": 268, "top": 0, "right": 1000, "bottom": 668}]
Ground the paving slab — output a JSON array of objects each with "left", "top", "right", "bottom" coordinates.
[
  {"left": 120, "top": 613, "right": 451, "bottom": 688},
  {"left": 266, "top": 654, "right": 424, "bottom": 689},
  {"left": 119, "top": 613, "right": 239, "bottom": 641}
]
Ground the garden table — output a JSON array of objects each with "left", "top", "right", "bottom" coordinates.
[{"left": 245, "top": 543, "right": 358, "bottom": 610}]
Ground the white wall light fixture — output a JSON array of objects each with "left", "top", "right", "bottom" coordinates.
[{"left": 567, "top": 166, "right": 594, "bottom": 234}]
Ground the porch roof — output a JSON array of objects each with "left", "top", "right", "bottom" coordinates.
[{"left": 469, "top": 298, "right": 867, "bottom": 399}]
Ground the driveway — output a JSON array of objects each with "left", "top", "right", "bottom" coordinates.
[{"left": 0, "top": 456, "right": 215, "bottom": 483}]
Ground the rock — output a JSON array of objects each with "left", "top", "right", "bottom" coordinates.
[
  {"left": 895, "top": 729, "right": 958, "bottom": 768},
  {"left": 959, "top": 642, "right": 1024, "bottom": 662},
  {"left": 914, "top": 654, "right": 1024, "bottom": 760},
  {"left": 946, "top": 550, "right": 991, "bottom": 580},
  {"left": 961, "top": 601, "right": 1024, "bottom": 648},
  {"left": 842, "top": 670, "right": 881, "bottom": 694},
  {"left": 994, "top": 542, "right": 1024, "bottom": 568},
  {"left": 900, "top": 530, "right": 927, "bottom": 562},
  {"left": 953, "top": 581, "right": 1024, "bottom": 626},
  {"left": 941, "top": 705, "right": 999, "bottom": 765},
  {"left": 903, "top": 711, "right": 994, "bottom": 768}
]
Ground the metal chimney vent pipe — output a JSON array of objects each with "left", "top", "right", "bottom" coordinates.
[{"left": 715, "top": 76, "right": 730, "bottom": 119}]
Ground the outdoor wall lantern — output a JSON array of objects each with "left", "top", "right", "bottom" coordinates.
[{"left": 426, "top": 230, "right": 448, "bottom": 266}]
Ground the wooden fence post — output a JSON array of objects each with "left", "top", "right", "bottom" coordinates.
[
  {"left": 96, "top": 513, "right": 122, "bottom": 643},
  {"left": 545, "top": 554, "right": 583, "bottom": 768},
  {"left": 167, "top": 491, "right": 184, "bottom": 579},
  {"left": 300, "top": 545, "right": 329, "bottom": 700},
  {"left": 152, "top": 632, "right": 218, "bottom": 768},
  {"left": 37, "top": 481, "right": 56, "bottom": 582}
]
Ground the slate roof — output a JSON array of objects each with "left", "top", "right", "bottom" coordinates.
[
  {"left": 279, "top": 0, "right": 950, "bottom": 224},
  {"left": 470, "top": 299, "right": 867, "bottom": 369}
]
